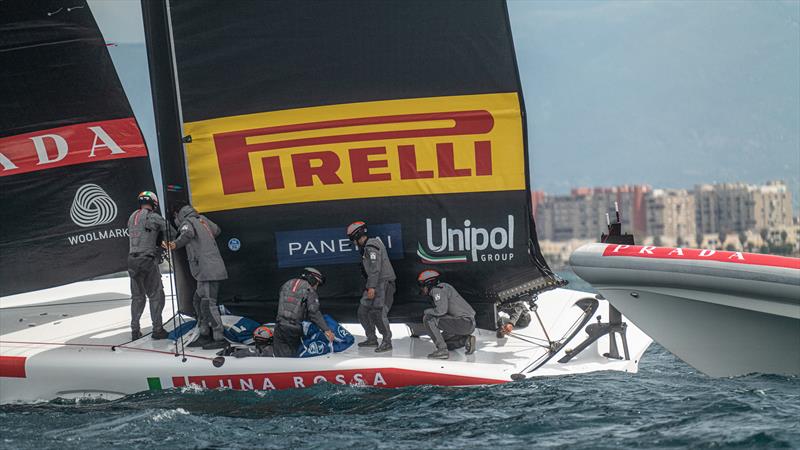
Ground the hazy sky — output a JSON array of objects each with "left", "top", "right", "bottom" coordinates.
[{"left": 89, "top": 0, "right": 800, "bottom": 206}]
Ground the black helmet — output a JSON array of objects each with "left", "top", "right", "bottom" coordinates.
[
  {"left": 417, "top": 269, "right": 441, "bottom": 291},
  {"left": 301, "top": 267, "right": 325, "bottom": 287},
  {"left": 137, "top": 190, "right": 159, "bottom": 209},
  {"left": 346, "top": 221, "right": 367, "bottom": 242}
]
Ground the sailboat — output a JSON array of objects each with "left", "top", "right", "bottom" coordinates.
[
  {"left": 570, "top": 209, "right": 800, "bottom": 377},
  {"left": 0, "top": 0, "right": 652, "bottom": 403}
]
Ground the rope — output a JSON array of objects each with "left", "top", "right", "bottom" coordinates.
[
  {"left": 0, "top": 339, "right": 215, "bottom": 361},
  {"left": 0, "top": 293, "right": 177, "bottom": 311},
  {"left": 162, "top": 212, "right": 187, "bottom": 363}
]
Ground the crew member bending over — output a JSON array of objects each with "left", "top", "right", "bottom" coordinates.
[
  {"left": 166, "top": 203, "right": 228, "bottom": 349},
  {"left": 497, "top": 301, "right": 532, "bottom": 338},
  {"left": 418, "top": 270, "right": 477, "bottom": 360},
  {"left": 347, "top": 221, "right": 396, "bottom": 353},
  {"left": 273, "top": 268, "right": 334, "bottom": 357}
]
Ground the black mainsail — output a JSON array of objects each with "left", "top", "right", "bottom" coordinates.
[
  {"left": 147, "top": 0, "right": 555, "bottom": 326},
  {"left": 0, "top": 0, "right": 156, "bottom": 296}
]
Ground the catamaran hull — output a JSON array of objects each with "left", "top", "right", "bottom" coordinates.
[
  {"left": 0, "top": 277, "right": 652, "bottom": 404},
  {"left": 570, "top": 243, "right": 800, "bottom": 377}
]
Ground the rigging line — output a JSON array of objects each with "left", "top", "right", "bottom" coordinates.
[
  {"left": 0, "top": 339, "right": 215, "bottom": 362},
  {"left": 504, "top": 332, "right": 551, "bottom": 350},
  {"left": 507, "top": 332, "right": 551, "bottom": 344},
  {"left": 0, "top": 293, "right": 178, "bottom": 311},
  {"left": 533, "top": 308, "right": 553, "bottom": 345},
  {"left": 163, "top": 218, "right": 185, "bottom": 361}
]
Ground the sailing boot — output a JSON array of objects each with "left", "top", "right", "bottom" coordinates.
[
  {"left": 188, "top": 334, "right": 213, "bottom": 347},
  {"left": 465, "top": 335, "right": 476, "bottom": 355},
  {"left": 151, "top": 328, "right": 169, "bottom": 340},
  {"left": 374, "top": 340, "right": 393, "bottom": 353},
  {"left": 427, "top": 348, "right": 449, "bottom": 359},
  {"left": 131, "top": 329, "right": 142, "bottom": 341},
  {"left": 358, "top": 339, "right": 379, "bottom": 348}
]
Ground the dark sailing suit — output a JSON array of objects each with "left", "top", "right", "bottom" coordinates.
[
  {"left": 274, "top": 278, "right": 331, "bottom": 357},
  {"left": 498, "top": 301, "right": 532, "bottom": 329},
  {"left": 357, "top": 237, "right": 396, "bottom": 343},
  {"left": 127, "top": 207, "right": 175, "bottom": 335},
  {"left": 172, "top": 205, "right": 228, "bottom": 341},
  {"left": 423, "top": 283, "right": 476, "bottom": 351}
]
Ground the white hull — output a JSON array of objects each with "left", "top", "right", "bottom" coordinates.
[
  {"left": 0, "top": 276, "right": 652, "bottom": 404},
  {"left": 570, "top": 243, "right": 800, "bottom": 377}
]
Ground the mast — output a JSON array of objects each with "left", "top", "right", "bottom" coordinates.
[{"left": 141, "top": 0, "right": 193, "bottom": 313}]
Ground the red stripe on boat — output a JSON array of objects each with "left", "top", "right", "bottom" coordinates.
[
  {"left": 0, "top": 356, "right": 27, "bottom": 378},
  {"left": 171, "top": 367, "right": 504, "bottom": 391},
  {"left": 602, "top": 244, "right": 800, "bottom": 270}
]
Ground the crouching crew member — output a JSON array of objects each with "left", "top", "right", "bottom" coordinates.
[
  {"left": 274, "top": 268, "right": 334, "bottom": 357},
  {"left": 497, "top": 301, "right": 532, "bottom": 338},
  {"left": 418, "top": 270, "right": 477, "bottom": 359},
  {"left": 128, "top": 191, "right": 175, "bottom": 341},
  {"left": 227, "top": 325, "right": 275, "bottom": 358},
  {"left": 347, "top": 221, "right": 396, "bottom": 353},
  {"left": 166, "top": 204, "right": 228, "bottom": 349}
]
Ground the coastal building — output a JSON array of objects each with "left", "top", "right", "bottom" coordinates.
[
  {"left": 694, "top": 181, "right": 793, "bottom": 235},
  {"left": 645, "top": 189, "right": 696, "bottom": 243}
]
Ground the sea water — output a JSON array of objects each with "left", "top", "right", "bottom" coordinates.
[{"left": 1, "top": 271, "right": 798, "bottom": 449}]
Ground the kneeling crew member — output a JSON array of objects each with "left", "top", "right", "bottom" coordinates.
[
  {"left": 228, "top": 325, "right": 275, "bottom": 358},
  {"left": 497, "top": 301, "right": 532, "bottom": 338},
  {"left": 418, "top": 270, "right": 477, "bottom": 359},
  {"left": 167, "top": 203, "right": 228, "bottom": 349},
  {"left": 127, "top": 191, "right": 175, "bottom": 341},
  {"left": 274, "top": 268, "right": 334, "bottom": 357},
  {"left": 347, "top": 221, "right": 396, "bottom": 353}
]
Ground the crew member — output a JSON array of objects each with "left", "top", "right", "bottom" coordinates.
[
  {"left": 347, "top": 221, "right": 396, "bottom": 353},
  {"left": 227, "top": 325, "right": 275, "bottom": 358},
  {"left": 496, "top": 301, "right": 532, "bottom": 338},
  {"left": 418, "top": 270, "right": 477, "bottom": 359},
  {"left": 127, "top": 191, "right": 175, "bottom": 341},
  {"left": 166, "top": 203, "right": 228, "bottom": 349},
  {"left": 273, "top": 268, "right": 334, "bottom": 357}
]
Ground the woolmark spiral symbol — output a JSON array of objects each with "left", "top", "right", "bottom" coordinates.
[{"left": 70, "top": 184, "right": 118, "bottom": 228}]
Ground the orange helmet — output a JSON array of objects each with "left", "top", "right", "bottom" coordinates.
[
  {"left": 253, "top": 325, "right": 273, "bottom": 345},
  {"left": 417, "top": 269, "right": 441, "bottom": 290}
]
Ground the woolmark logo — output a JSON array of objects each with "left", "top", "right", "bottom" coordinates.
[{"left": 70, "top": 184, "right": 118, "bottom": 227}]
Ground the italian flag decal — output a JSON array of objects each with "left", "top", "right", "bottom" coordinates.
[{"left": 417, "top": 243, "right": 468, "bottom": 264}]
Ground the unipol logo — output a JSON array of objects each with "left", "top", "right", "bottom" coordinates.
[{"left": 70, "top": 184, "right": 118, "bottom": 228}]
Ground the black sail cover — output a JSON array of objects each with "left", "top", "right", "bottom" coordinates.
[
  {"left": 0, "top": 0, "right": 155, "bottom": 296},
  {"left": 164, "top": 0, "right": 543, "bottom": 324}
]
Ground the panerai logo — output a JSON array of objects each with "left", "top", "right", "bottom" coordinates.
[{"left": 418, "top": 215, "right": 515, "bottom": 264}]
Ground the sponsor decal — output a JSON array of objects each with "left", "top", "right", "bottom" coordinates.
[
  {"left": 70, "top": 184, "right": 118, "bottom": 227},
  {"left": 65, "top": 183, "right": 128, "bottom": 246},
  {"left": 151, "top": 368, "right": 504, "bottom": 391},
  {"left": 602, "top": 245, "right": 800, "bottom": 270},
  {"left": 183, "top": 93, "right": 525, "bottom": 212},
  {"left": 275, "top": 223, "right": 403, "bottom": 268},
  {"left": 418, "top": 215, "right": 515, "bottom": 264},
  {"left": 228, "top": 237, "right": 241, "bottom": 251},
  {"left": 0, "top": 118, "right": 147, "bottom": 176}
]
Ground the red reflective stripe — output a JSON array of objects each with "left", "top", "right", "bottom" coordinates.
[
  {"left": 0, "top": 356, "right": 26, "bottom": 378},
  {"left": 291, "top": 279, "right": 301, "bottom": 292},
  {"left": 198, "top": 219, "right": 214, "bottom": 237},
  {"left": 133, "top": 209, "right": 142, "bottom": 225},
  {"left": 602, "top": 245, "right": 800, "bottom": 270}
]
